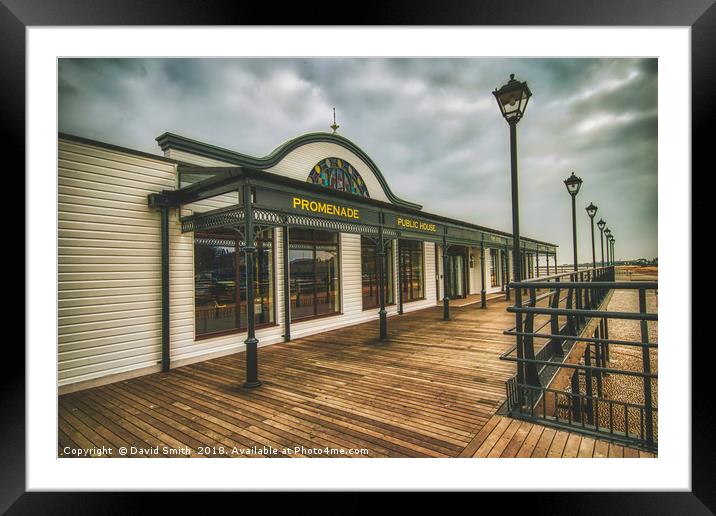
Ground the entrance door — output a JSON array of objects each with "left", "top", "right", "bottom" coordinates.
[{"left": 445, "top": 252, "right": 466, "bottom": 299}]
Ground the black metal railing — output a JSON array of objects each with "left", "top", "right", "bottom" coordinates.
[{"left": 500, "top": 266, "right": 658, "bottom": 452}]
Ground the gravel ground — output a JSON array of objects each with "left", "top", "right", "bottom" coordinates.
[{"left": 586, "top": 286, "right": 658, "bottom": 439}]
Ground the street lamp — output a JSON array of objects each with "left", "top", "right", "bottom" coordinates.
[
  {"left": 597, "top": 218, "right": 606, "bottom": 267},
  {"left": 586, "top": 202, "right": 598, "bottom": 270},
  {"left": 493, "top": 73, "right": 537, "bottom": 388},
  {"left": 604, "top": 228, "right": 612, "bottom": 265},
  {"left": 610, "top": 236, "right": 616, "bottom": 265},
  {"left": 564, "top": 172, "right": 583, "bottom": 271}
]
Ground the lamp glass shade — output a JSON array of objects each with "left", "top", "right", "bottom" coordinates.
[
  {"left": 597, "top": 219, "right": 606, "bottom": 230},
  {"left": 586, "top": 203, "right": 598, "bottom": 218},
  {"left": 564, "top": 172, "right": 583, "bottom": 196},
  {"left": 493, "top": 74, "right": 532, "bottom": 122}
]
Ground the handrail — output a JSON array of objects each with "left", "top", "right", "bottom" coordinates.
[{"left": 499, "top": 264, "right": 658, "bottom": 451}]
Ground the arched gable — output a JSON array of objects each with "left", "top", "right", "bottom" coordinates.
[{"left": 155, "top": 131, "right": 422, "bottom": 209}]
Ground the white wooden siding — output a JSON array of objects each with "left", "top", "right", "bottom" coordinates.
[{"left": 59, "top": 139, "right": 177, "bottom": 388}]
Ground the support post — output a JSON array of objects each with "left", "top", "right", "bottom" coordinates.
[
  {"left": 508, "top": 120, "right": 524, "bottom": 390},
  {"left": 480, "top": 243, "right": 486, "bottom": 308},
  {"left": 377, "top": 225, "right": 388, "bottom": 340},
  {"left": 639, "top": 289, "right": 655, "bottom": 446},
  {"left": 590, "top": 215, "right": 596, "bottom": 270},
  {"left": 242, "top": 183, "right": 261, "bottom": 389},
  {"left": 571, "top": 194, "right": 578, "bottom": 272},
  {"left": 160, "top": 205, "right": 170, "bottom": 373},
  {"left": 282, "top": 222, "right": 291, "bottom": 342},
  {"left": 397, "top": 239, "right": 404, "bottom": 315},
  {"left": 536, "top": 250, "right": 540, "bottom": 278},
  {"left": 504, "top": 248, "right": 511, "bottom": 301},
  {"left": 442, "top": 236, "right": 450, "bottom": 321}
]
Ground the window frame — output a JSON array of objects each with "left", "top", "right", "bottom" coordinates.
[
  {"left": 288, "top": 228, "right": 342, "bottom": 323},
  {"left": 193, "top": 228, "right": 277, "bottom": 341}
]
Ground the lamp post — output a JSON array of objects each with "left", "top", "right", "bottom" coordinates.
[
  {"left": 610, "top": 236, "right": 616, "bottom": 265},
  {"left": 597, "top": 218, "right": 606, "bottom": 267},
  {"left": 604, "top": 228, "right": 612, "bottom": 265},
  {"left": 564, "top": 172, "right": 583, "bottom": 271},
  {"left": 493, "top": 73, "right": 536, "bottom": 389},
  {"left": 586, "top": 203, "right": 598, "bottom": 270}
]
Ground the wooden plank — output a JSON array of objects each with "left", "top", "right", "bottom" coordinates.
[
  {"left": 623, "top": 446, "right": 640, "bottom": 458},
  {"left": 592, "top": 439, "right": 610, "bottom": 458},
  {"left": 530, "top": 427, "right": 557, "bottom": 458},
  {"left": 515, "top": 424, "right": 545, "bottom": 458},
  {"left": 546, "top": 430, "right": 570, "bottom": 458},
  {"left": 561, "top": 434, "right": 583, "bottom": 458},
  {"left": 500, "top": 421, "right": 533, "bottom": 458},
  {"left": 608, "top": 442, "right": 625, "bottom": 458},
  {"left": 458, "top": 415, "right": 502, "bottom": 458},
  {"left": 472, "top": 417, "right": 513, "bottom": 458},
  {"left": 577, "top": 437, "right": 597, "bottom": 458}
]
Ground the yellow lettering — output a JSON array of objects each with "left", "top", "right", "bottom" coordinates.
[{"left": 290, "top": 197, "right": 361, "bottom": 220}]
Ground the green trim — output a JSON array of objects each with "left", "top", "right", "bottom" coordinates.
[{"left": 155, "top": 131, "right": 423, "bottom": 210}]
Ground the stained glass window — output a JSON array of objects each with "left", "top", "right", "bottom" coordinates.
[{"left": 307, "top": 157, "right": 370, "bottom": 197}]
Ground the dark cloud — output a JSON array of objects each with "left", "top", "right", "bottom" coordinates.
[{"left": 58, "top": 57, "right": 658, "bottom": 261}]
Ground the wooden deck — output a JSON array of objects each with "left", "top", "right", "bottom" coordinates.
[{"left": 58, "top": 297, "right": 653, "bottom": 458}]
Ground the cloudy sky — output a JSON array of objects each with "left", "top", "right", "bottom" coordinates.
[{"left": 59, "top": 58, "right": 657, "bottom": 261}]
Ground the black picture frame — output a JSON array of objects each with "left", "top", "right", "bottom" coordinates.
[{"left": 9, "top": 0, "right": 712, "bottom": 512}]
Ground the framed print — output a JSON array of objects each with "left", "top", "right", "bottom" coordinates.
[{"left": 9, "top": 0, "right": 714, "bottom": 512}]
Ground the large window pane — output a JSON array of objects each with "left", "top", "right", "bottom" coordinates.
[
  {"left": 194, "top": 228, "right": 275, "bottom": 338},
  {"left": 195, "top": 232, "right": 238, "bottom": 336},
  {"left": 361, "top": 237, "right": 394, "bottom": 309},
  {"left": 490, "top": 249, "right": 500, "bottom": 287},
  {"left": 399, "top": 239, "right": 424, "bottom": 302},
  {"left": 289, "top": 229, "right": 341, "bottom": 321}
]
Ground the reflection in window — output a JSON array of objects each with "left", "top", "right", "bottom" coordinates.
[
  {"left": 194, "top": 228, "right": 274, "bottom": 338},
  {"left": 361, "top": 236, "right": 394, "bottom": 309},
  {"left": 289, "top": 229, "right": 340, "bottom": 321},
  {"left": 399, "top": 239, "right": 424, "bottom": 302}
]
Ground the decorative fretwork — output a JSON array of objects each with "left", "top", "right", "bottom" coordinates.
[
  {"left": 182, "top": 205, "right": 410, "bottom": 243},
  {"left": 181, "top": 207, "right": 244, "bottom": 233},
  {"left": 285, "top": 213, "right": 378, "bottom": 237},
  {"left": 194, "top": 237, "right": 237, "bottom": 248},
  {"left": 253, "top": 209, "right": 284, "bottom": 226}
]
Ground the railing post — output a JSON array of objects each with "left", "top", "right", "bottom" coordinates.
[
  {"left": 549, "top": 279, "right": 563, "bottom": 356},
  {"left": 570, "top": 370, "right": 582, "bottom": 423},
  {"left": 566, "top": 285, "right": 575, "bottom": 335},
  {"left": 594, "top": 327, "right": 604, "bottom": 397},
  {"left": 584, "top": 345, "right": 594, "bottom": 425},
  {"left": 639, "top": 288, "right": 655, "bottom": 447},
  {"left": 504, "top": 249, "right": 511, "bottom": 302},
  {"left": 524, "top": 287, "right": 541, "bottom": 388}
]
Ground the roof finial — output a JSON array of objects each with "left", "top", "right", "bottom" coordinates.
[{"left": 330, "top": 107, "right": 340, "bottom": 134}]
